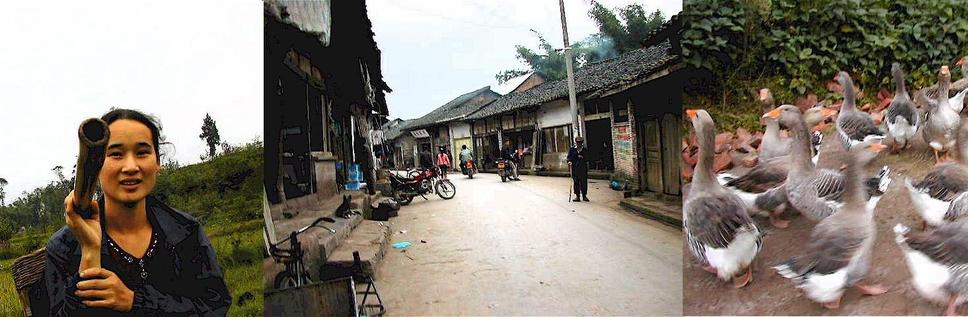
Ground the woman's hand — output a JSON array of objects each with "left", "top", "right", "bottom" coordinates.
[
  {"left": 75, "top": 267, "right": 134, "bottom": 312},
  {"left": 64, "top": 190, "right": 101, "bottom": 270}
]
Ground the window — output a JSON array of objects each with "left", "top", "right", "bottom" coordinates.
[
  {"left": 488, "top": 117, "right": 500, "bottom": 133},
  {"left": 614, "top": 100, "right": 629, "bottom": 123},
  {"left": 542, "top": 125, "right": 572, "bottom": 153},
  {"left": 516, "top": 111, "right": 534, "bottom": 128},
  {"left": 502, "top": 114, "right": 514, "bottom": 130}
]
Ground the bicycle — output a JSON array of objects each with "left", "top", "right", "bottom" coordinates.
[{"left": 266, "top": 216, "right": 386, "bottom": 316}]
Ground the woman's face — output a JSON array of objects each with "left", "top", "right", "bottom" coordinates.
[{"left": 99, "top": 119, "right": 160, "bottom": 205}]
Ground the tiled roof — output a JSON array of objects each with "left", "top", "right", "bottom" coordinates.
[
  {"left": 466, "top": 41, "right": 676, "bottom": 120},
  {"left": 406, "top": 86, "right": 499, "bottom": 130}
]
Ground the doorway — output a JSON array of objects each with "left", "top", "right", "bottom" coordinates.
[{"left": 584, "top": 118, "right": 614, "bottom": 171}]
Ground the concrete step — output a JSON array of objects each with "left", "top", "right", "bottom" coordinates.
[
  {"left": 321, "top": 220, "right": 392, "bottom": 280},
  {"left": 619, "top": 197, "right": 682, "bottom": 229},
  {"left": 263, "top": 213, "right": 364, "bottom": 289}
]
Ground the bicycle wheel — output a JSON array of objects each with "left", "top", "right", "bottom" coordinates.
[
  {"left": 435, "top": 180, "right": 456, "bottom": 199},
  {"left": 273, "top": 270, "right": 312, "bottom": 289}
]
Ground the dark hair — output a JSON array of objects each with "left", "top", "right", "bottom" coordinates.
[
  {"left": 461, "top": 145, "right": 467, "bottom": 149},
  {"left": 100, "top": 108, "right": 164, "bottom": 161}
]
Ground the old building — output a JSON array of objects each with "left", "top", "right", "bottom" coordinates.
[
  {"left": 464, "top": 15, "right": 682, "bottom": 198},
  {"left": 401, "top": 86, "right": 501, "bottom": 171},
  {"left": 264, "top": 0, "right": 391, "bottom": 212}
]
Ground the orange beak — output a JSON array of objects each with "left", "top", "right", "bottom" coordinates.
[
  {"left": 957, "top": 57, "right": 966, "bottom": 66},
  {"left": 869, "top": 143, "right": 887, "bottom": 153},
  {"left": 821, "top": 108, "right": 838, "bottom": 117},
  {"left": 763, "top": 108, "right": 781, "bottom": 119},
  {"left": 686, "top": 109, "right": 698, "bottom": 119},
  {"left": 942, "top": 65, "right": 950, "bottom": 75}
]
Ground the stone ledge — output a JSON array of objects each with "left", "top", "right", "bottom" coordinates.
[
  {"left": 619, "top": 197, "right": 682, "bottom": 229},
  {"left": 321, "top": 220, "right": 392, "bottom": 280}
]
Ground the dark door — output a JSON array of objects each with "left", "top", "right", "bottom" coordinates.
[
  {"left": 584, "top": 118, "right": 614, "bottom": 171},
  {"left": 644, "top": 118, "right": 663, "bottom": 193}
]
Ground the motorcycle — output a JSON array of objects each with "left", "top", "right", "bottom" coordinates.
[
  {"left": 496, "top": 159, "right": 512, "bottom": 182},
  {"left": 388, "top": 166, "right": 456, "bottom": 205},
  {"left": 462, "top": 160, "right": 476, "bottom": 179}
]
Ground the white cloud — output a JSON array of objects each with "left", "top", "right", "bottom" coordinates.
[{"left": 0, "top": 1, "right": 263, "bottom": 200}]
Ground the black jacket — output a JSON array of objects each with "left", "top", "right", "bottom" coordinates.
[{"left": 45, "top": 196, "right": 231, "bottom": 316}]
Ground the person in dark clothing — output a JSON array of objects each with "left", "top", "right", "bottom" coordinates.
[
  {"left": 46, "top": 109, "right": 230, "bottom": 316},
  {"left": 567, "top": 136, "right": 589, "bottom": 202},
  {"left": 419, "top": 148, "right": 434, "bottom": 169},
  {"left": 500, "top": 141, "right": 521, "bottom": 180}
]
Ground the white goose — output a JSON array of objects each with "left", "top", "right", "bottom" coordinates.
[
  {"left": 885, "top": 63, "right": 921, "bottom": 152},
  {"left": 905, "top": 111, "right": 968, "bottom": 229},
  {"left": 684, "top": 109, "right": 762, "bottom": 288},
  {"left": 895, "top": 220, "right": 968, "bottom": 316},
  {"left": 774, "top": 138, "right": 889, "bottom": 309},
  {"left": 923, "top": 65, "right": 961, "bottom": 163}
]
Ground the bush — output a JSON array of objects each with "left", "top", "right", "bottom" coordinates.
[{"left": 684, "top": 0, "right": 968, "bottom": 100}]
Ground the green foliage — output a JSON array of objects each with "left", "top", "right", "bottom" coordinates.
[
  {"left": 589, "top": 1, "right": 666, "bottom": 55},
  {"left": 199, "top": 113, "right": 222, "bottom": 159},
  {"left": 496, "top": 2, "right": 667, "bottom": 84},
  {"left": 153, "top": 141, "right": 263, "bottom": 225},
  {"left": 684, "top": 0, "right": 968, "bottom": 100}
]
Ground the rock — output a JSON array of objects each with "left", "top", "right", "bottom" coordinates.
[
  {"left": 871, "top": 110, "right": 884, "bottom": 125},
  {"left": 742, "top": 155, "right": 758, "bottom": 168},
  {"left": 795, "top": 94, "right": 819, "bottom": 111},
  {"left": 682, "top": 165, "right": 694, "bottom": 183},
  {"left": 713, "top": 152, "right": 733, "bottom": 172}
]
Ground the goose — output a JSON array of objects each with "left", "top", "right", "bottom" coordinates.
[
  {"left": 684, "top": 109, "right": 762, "bottom": 288},
  {"left": 717, "top": 128, "right": 826, "bottom": 228},
  {"left": 885, "top": 63, "right": 921, "bottom": 152},
  {"left": 767, "top": 105, "right": 891, "bottom": 222},
  {"left": 895, "top": 220, "right": 968, "bottom": 316},
  {"left": 923, "top": 66, "right": 962, "bottom": 163},
  {"left": 760, "top": 104, "right": 836, "bottom": 163},
  {"left": 918, "top": 56, "right": 968, "bottom": 113},
  {"left": 834, "top": 71, "right": 884, "bottom": 150},
  {"left": 904, "top": 112, "right": 968, "bottom": 229},
  {"left": 773, "top": 138, "right": 889, "bottom": 309}
]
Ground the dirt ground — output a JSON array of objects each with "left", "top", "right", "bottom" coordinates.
[{"left": 683, "top": 128, "right": 966, "bottom": 316}]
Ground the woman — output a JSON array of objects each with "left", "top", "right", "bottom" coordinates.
[
  {"left": 436, "top": 146, "right": 451, "bottom": 179},
  {"left": 45, "top": 109, "right": 231, "bottom": 316}
]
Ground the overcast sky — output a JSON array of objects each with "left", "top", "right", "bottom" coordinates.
[
  {"left": 369, "top": 0, "right": 681, "bottom": 120},
  {"left": 0, "top": 1, "right": 262, "bottom": 200}
]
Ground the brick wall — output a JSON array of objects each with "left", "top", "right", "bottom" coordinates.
[{"left": 612, "top": 99, "right": 640, "bottom": 189}]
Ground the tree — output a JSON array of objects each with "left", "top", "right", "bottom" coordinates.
[
  {"left": 495, "top": 2, "right": 667, "bottom": 84},
  {"left": 52, "top": 166, "right": 65, "bottom": 183},
  {"left": 495, "top": 30, "right": 573, "bottom": 84},
  {"left": 588, "top": 1, "right": 666, "bottom": 55},
  {"left": 199, "top": 113, "right": 221, "bottom": 159},
  {"left": 0, "top": 177, "right": 7, "bottom": 206}
]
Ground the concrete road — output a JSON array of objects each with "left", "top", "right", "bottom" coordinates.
[{"left": 375, "top": 172, "right": 682, "bottom": 316}]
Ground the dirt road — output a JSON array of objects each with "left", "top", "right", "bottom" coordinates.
[{"left": 377, "top": 172, "right": 682, "bottom": 316}]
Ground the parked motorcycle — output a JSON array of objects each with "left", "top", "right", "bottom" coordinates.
[
  {"left": 388, "top": 166, "right": 455, "bottom": 205},
  {"left": 462, "top": 160, "right": 476, "bottom": 179},
  {"left": 496, "top": 159, "right": 511, "bottom": 182}
]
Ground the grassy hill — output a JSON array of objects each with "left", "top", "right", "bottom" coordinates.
[{"left": 0, "top": 142, "right": 264, "bottom": 316}]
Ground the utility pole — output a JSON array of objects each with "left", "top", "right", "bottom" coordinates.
[{"left": 559, "top": 0, "right": 581, "bottom": 140}]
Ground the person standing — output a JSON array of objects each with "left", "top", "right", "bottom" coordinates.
[
  {"left": 568, "top": 136, "right": 589, "bottom": 202},
  {"left": 436, "top": 146, "right": 451, "bottom": 179}
]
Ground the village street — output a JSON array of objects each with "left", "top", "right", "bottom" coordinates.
[{"left": 375, "top": 173, "right": 681, "bottom": 316}]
